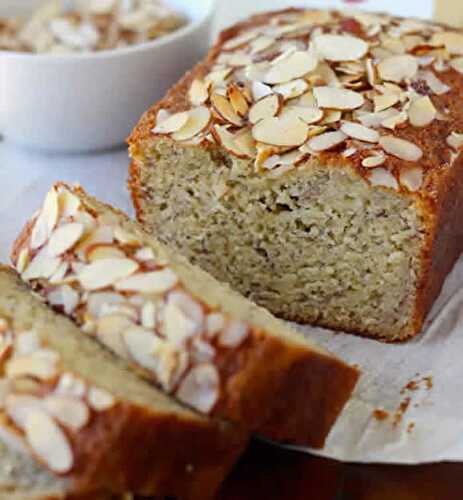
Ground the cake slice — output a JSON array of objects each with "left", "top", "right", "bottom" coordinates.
[
  {"left": 0, "top": 266, "right": 246, "bottom": 499},
  {"left": 128, "top": 8, "right": 463, "bottom": 341},
  {"left": 12, "top": 183, "right": 359, "bottom": 448}
]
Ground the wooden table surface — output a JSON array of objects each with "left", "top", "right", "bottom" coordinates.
[{"left": 216, "top": 440, "right": 462, "bottom": 500}]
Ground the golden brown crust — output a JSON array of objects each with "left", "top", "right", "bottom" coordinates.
[
  {"left": 12, "top": 184, "right": 359, "bottom": 449},
  {"left": 0, "top": 267, "right": 248, "bottom": 500}
]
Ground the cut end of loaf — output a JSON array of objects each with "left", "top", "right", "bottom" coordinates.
[{"left": 130, "top": 137, "right": 426, "bottom": 341}]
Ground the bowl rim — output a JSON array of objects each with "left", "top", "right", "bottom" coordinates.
[{"left": 0, "top": 0, "right": 219, "bottom": 62}]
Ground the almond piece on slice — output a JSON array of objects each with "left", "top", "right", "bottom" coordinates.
[
  {"left": 451, "top": 57, "right": 463, "bottom": 74},
  {"left": 58, "top": 188, "right": 81, "bottom": 218},
  {"left": 313, "top": 87, "right": 364, "bottom": 110},
  {"left": 172, "top": 107, "right": 212, "bottom": 142},
  {"left": 252, "top": 115, "right": 309, "bottom": 147},
  {"left": 211, "top": 93, "right": 243, "bottom": 126},
  {"left": 228, "top": 84, "right": 249, "bottom": 117},
  {"left": 273, "top": 79, "right": 309, "bottom": 100},
  {"left": 176, "top": 364, "right": 220, "bottom": 414},
  {"left": 44, "top": 395, "right": 89, "bottom": 431},
  {"left": 374, "top": 93, "right": 399, "bottom": 113},
  {"left": 264, "top": 51, "right": 318, "bottom": 84},
  {"left": 189, "top": 79, "right": 209, "bottom": 106},
  {"left": 234, "top": 128, "right": 257, "bottom": 158},
  {"left": 399, "top": 166, "right": 424, "bottom": 192},
  {"left": 362, "top": 152, "right": 386, "bottom": 168},
  {"left": 86, "top": 244, "right": 127, "bottom": 262},
  {"left": 368, "top": 168, "right": 399, "bottom": 190},
  {"left": 419, "top": 71, "right": 450, "bottom": 96},
  {"left": 6, "top": 355, "right": 57, "bottom": 381},
  {"left": 222, "top": 31, "right": 257, "bottom": 51},
  {"left": 47, "top": 285, "right": 79, "bottom": 315},
  {"left": 48, "top": 223, "right": 84, "bottom": 257},
  {"left": 251, "top": 81, "right": 273, "bottom": 101},
  {"left": 212, "top": 126, "right": 250, "bottom": 158},
  {"left": 162, "top": 301, "right": 198, "bottom": 347},
  {"left": 5, "top": 395, "right": 43, "bottom": 430},
  {"left": 447, "top": 132, "right": 463, "bottom": 150},
  {"left": 307, "top": 131, "right": 347, "bottom": 152},
  {"left": 87, "top": 387, "right": 115, "bottom": 412},
  {"left": 249, "top": 94, "right": 282, "bottom": 125},
  {"left": 21, "top": 246, "right": 62, "bottom": 282},
  {"left": 31, "top": 188, "right": 59, "bottom": 251},
  {"left": 380, "top": 136, "right": 423, "bottom": 162},
  {"left": 284, "top": 106, "right": 323, "bottom": 125},
  {"left": 431, "top": 31, "right": 463, "bottom": 55},
  {"left": 219, "top": 321, "right": 249, "bottom": 348},
  {"left": 25, "top": 410, "right": 73, "bottom": 474},
  {"left": 114, "top": 268, "right": 178, "bottom": 294},
  {"left": 152, "top": 111, "right": 189, "bottom": 134},
  {"left": 408, "top": 96, "right": 436, "bottom": 127},
  {"left": 78, "top": 258, "right": 139, "bottom": 291},
  {"left": 378, "top": 55, "right": 418, "bottom": 83},
  {"left": 97, "top": 314, "right": 134, "bottom": 359},
  {"left": 341, "top": 122, "right": 379, "bottom": 143},
  {"left": 313, "top": 34, "right": 368, "bottom": 62},
  {"left": 122, "top": 326, "right": 160, "bottom": 374}
]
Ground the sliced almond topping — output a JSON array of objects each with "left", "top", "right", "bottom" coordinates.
[
  {"left": 378, "top": 55, "right": 418, "bottom": 83},
  {"left": 25, "top": 410, "right": 73, "bottom": 474},
  {"left": 228, "top": 84, "right": 249, "bottom": 117},
  {"left": 152, "top": 111, "right": 189, "bottom": 134},
  {"left": 205, "top": 67, "right": 233, "bottom": 86},
  {"left": 176, "top": 364, "right": 220, "bottom": 414},
  {"left": 313, "top": 34, "right": 368, "bottom": 62},
  {"left": 451, "top": 57, "right": 463, "bottom": 74},
  {"left": 141, "top": 301, "right": 157, "bottom": 329},
  {"left": 431, "top": 31, "right": 463, "bottom": 55},
  {"left": 58, "top": 188, "right": 81, "bottom": 218},
  {"left": 44, "top": 396, "right": 89, "bottom": 431},
  {"left": 87, "top": 292, "right": 125, "bottom": 319},
  {"left": 251, "top": 81, "right": 273, "bottom": 101},
  {"left": 212, "top": 126, "right": 250, "bottom": 159},
  {"left": 368, "top": 168, "right": 399, "bottom": 190},
  {"left": 341, "top": 122, "right": 380, "bottom": 143},
  {"left": 263, "top": 149, "right": 306, "bottom": 169},
  {"left": 419, "top": 70, "right": 450, "bottom": 95},
  {"left": 252, "top": 116, "right": 309, "bottom": 147},
  {"left": 86, "top": 244, "right": 126, "bottom": 262},
  {"left": 15, "top": 248, "right": 30, "bottom": 275},
  {"left": 447, "top": 131, "right": 463, "bottom": 150},
  {"left": 172, "top": 107, "right": 212, "bottom": 142},
  {"left": 307, "top": 131, "right": 347, "bottom": 152},
  {"left": 5, "top": 395, "right": 43, "bottom": 429},
  {"left": 48, "top": 223, "right": 84, "bottom": 257},
  {"left": 22, "top": 246, "right": 62, "bottom": 282},
  {"left": 249, "top": 94, "right": 282, "bottom": 125},
  {"left": 31, "top": 188, "right": 59, "bottom": 250},
  {"left": 273, "top": 79, "right": 309, "bottom": 100},
  {"left": 48, "top": 285, "right": 79, "bottom": 315},
  {"left": 211, "top": 93, "right": 243, "bottom": 126},
  {"left": 234, "top": 128, "right": 257, "bottom": 158},
  {"left": 15, "top": 330, "right": 40, "bottom": 357},
  {"left": 78, "top": 258, "right": 139, "bottom": 291},
  {"left": 408, "top": 96, "right": 437, "bottom": 127},
  {"left": 222, "top": 31, "right": 257, "bottom": 51},
  {"left": 285, "top": 106, "right": 323, "bottom": 125},
  {"left": 264, "top": 51, "right": 318, "bottom": 84},
  {"left": 381, "top": 110, "right": 408, "bottom": 130},
  {"left": 97, "top": 314, "right": 133, "bottom": 358},
  {"left": 115, "top": 268, "right": 178, "bottom": 294},
  {"left": 55, "top": 373, "right": 86, "bottom": 399},
  {"left": 219, "top": 321, "right": 249, "bottom": 348},
  {"left": 399, "top": 166, "right": 424, "bottom": 192},
  {"left": 6, "top": 353, "right": 57, "bottom": 381},
  {"left": 87, "top": 387, "right": 115, "bottom": 412},
  {"left": 380, "top": 136, "right": 423, "bottom": 162},
  {"left": 189, "top": 79, "right": 209, "bottom": 106},
  {"left": 313, "top": 87, "right": 364, "bottom": 110},
  {"left": 162, "top": 301, "right": 198, "bottom": 347},
  {"left": 362, "top": 152, "right": 386, "bottom": 168},
  {"left": 122, "top": 326, "right": 159, "bottom": 373},
  {"left": 374, "top": 93, "right": 399, "bottom": 113},
  {"left": 250, "top": 35, "right": 275, "bottom": 54},
  {"left": 206, "top": 313, "right": 226, "bottom": 338}
]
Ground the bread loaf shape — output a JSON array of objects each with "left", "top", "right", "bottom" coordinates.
[
  {"left": 12, "top": 183, "right": 359, "bottom": 448},
  {"left": 128, "top": 8, "right": 463, "bottom": 341},
  {"left": 0, "top": 267, "right": 246, "bottom": 499}
]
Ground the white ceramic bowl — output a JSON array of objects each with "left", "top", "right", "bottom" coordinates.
[{"left": 0, "top": 0, "right": 218, "bottom": 152}]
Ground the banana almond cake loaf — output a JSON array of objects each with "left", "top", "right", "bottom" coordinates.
[
  {"left": 128, "top": 8, "right": 463, "bottom": 341},
  {"left": 0, "top": 267, "right": 247, "bottom": 499},
  {"left": 11, "top": 183, "right": 359, "bottom": 448}
]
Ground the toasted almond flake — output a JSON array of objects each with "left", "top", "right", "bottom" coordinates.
[
  {"left": 86, "top": 244, "right": 126, "bottom": 262},
  {"left": 222, "top": 31, "right": 257, "bottom": 51},
  {"left": 419, "top": 70, "right": 450, "bottom": 95},
  {"left": 228, "top": 84, "right": 249, "bottom": 117},
  {"left": 176, "top": 364, "right": 220, "bottom": 414},
  {"left": 189, "top": 80, "right": 209, "bottom": 106},
  {"left": 58, "top": 189, "right": 81, "bottom": 218},
  {"left": 49, "top": 261, "right": 70, "bottom": 284},
  {"left": 87, "top": 292, "right": 125, "bottom": 319},
  {"left": 341, "top": 122, "right": 380, "bottom": 143},
  {"left": 368, "top": 168, "right": 399, "bottom": 190},
  {"left": 55, "top": 373, "right": 86, "bottom": 399},
  {"left": 122, "top": 326, "right": 160, "bottom": 373},
  {"left": 141, "top": 301, "right": 157, "bottom": 329},
  {"left": 205, "top": 67, "right": 233, "bottom": 86},
  {"left": 30, "top": 217, "right": 49, "bottom": 256},
  {"left": 447, "top": 132, "right": 463, "bottom": 150},
  {"left": 374, "top": 93, "right": 399, "bottom": 113},
  {"left": 31, "top": 188, "right": 59, "bottom": 250},
  {"left": 44, "top": 396, "right": 89, "bottom": 431},
  {"left": 431, "top": 31, "right": 463, "bottom": 55},
  {"left": 6, "top": 355, "right": 57, "bottom": 381},
  {"left": 380, "top": 136, "right": 423, "bottom": 162},
  {"left": 25, "top": 410, "right": 73, "bottom": 474},
  {"left": 362, "top": 152, "right": 386, "bottom": 168},
  {"left": 134, "top": 247, "right": 155, "bottom": 262},
  {"left": 219, "top": 321, "right": 249, "bottom": 348},
  {"left": 357, "top": 109, "right": 398, "bottom": 128},
  {"left": 162, "top": 302, "right": 198, "bottom": 347},
  {"left": 251, "top": 81, "right": 273, "bottom": 101},
  {"left": 307, "top": 131, "right": 347, "bottom": 152},
  {"left": 206, "top": 313, "right": 226, "bottom": 338},
  {"left": 234, "top": 128, "right": 257, "bottom": 157},
  {"left": 220, "top": 52, "right": 253, "bottom": 68},
  {"left": 152, "top": 111, "right": 189, "bottom": 134},
  {"left": 250, "top": 35, "right": 275, "bottom": 54},
  {"left": 264, "top": 51, "right": 318, "bottom": 84},
  {"left": 343, "top": 147, "right": 357, "bottom": 158},
  {"left": 399, "top": 166, "right": 424, "bottom": 192},
  {"left": 87, "top": 387, "right": 115, "bottom": 412},
  {"left": 285, "top": 106, "right": 323, "bottom": 125},
  {"left": 451, "top": 57, "right": 463, "bottom": 74},
  {"left": 378, "top": 55, "right": 418, "bottom": 83},
  {"left": 212, "top": 126, "right": 250, "bottom": 158},
  {"left": 48, "top": 223, "right": 84, "bottom": 257},
  {"left": 5, "top": 395, "right": 43, "bottom": 429},
  {"left": 211, "top": 94, "right": 243, "bottom": 126},
  {"left": 252, "top": 116, "right": 309, "bottom": 147},
  {"left": 273, "top": 79, "right": 309, "bottom": 100},
  {"left": 249, "top": 94, "right": 282, "bottom": 125},
  {"left": 48, "top": 285, "right": 79, "bottom": 315},
  {"left": 172, "top": 107, "right": 212, "bottom": 142},
  {"left": 313, "top": 34, "right": 368, "bottom": 62},
  {"left": 381, "top": 110, "right": 408, "bottom": 130},
  {"left": 313, "top": 87, "right": 364, "bottom": 110},
  {"left": 22, "top": 246, "right": 62, "bottom": 282},
  {"left": 115, "top": 268, "right": 178, "bottom": 294},
  {"left": 97, "top": 314, "right": 133, "bottom": 358},
  {"left": 15, "top": 331, "right": 40, "bottom": 357},
  {"left": 78, "top": 258, "right": 139, "bottom": 291},
  {"left": 408, "top": 96, "right": 437, "bottom": 127},
  {"left": 16, "top": 248, "right": 30, "bottom": 274}
]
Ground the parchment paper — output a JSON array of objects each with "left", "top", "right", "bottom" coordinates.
[{"left": 1, "top": 0, "right": 462, "bottom": 466}]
